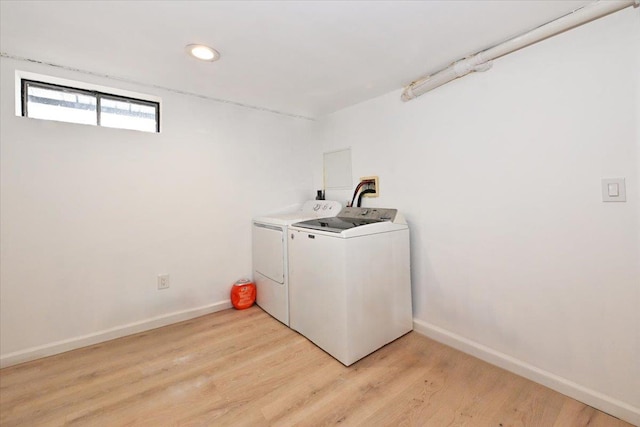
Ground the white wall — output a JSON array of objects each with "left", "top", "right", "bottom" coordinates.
[
  {"left": 317, "top": 8, "right": 639, "bottom": 424},
  {"left": 0, "top": 57, "right": 314, "bottom": 364}
]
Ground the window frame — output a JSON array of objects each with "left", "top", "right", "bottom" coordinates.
[{"left": 21, "top": 78, "right": 161, "bottom": 133}]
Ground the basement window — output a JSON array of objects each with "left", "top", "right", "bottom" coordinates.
[{"left": 21, "top": 79, "right": 160, "bottom": 133}]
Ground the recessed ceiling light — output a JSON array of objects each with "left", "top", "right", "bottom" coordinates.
[{"left": 186, "top": 44, "right": 220, "bottom": 62}]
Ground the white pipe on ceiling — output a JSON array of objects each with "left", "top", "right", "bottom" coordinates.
[{"left": 401, "top": 0, "right": 638, "bottom": 101}]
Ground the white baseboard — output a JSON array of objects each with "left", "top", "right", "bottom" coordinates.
[
  {"left": 412, "top": 319, "right": 639, "bottom": 426},
  {"left": 0, "top": 300, "right": 232, "bottom": 369}
]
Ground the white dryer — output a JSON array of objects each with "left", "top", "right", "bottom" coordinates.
[
  {"left": 288, "top": 207, "right": 412, "bottom": 366},
  {"left": 252, "top": 200, "right": 341, "bottom": 326}
]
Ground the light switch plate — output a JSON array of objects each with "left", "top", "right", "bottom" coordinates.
[{"left": 602, "top": 178, "right": 626, "bottom": 202}]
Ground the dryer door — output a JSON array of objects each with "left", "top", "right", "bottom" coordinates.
[{"left": 252, "top": 223, "right": 285, "bottom": 284}]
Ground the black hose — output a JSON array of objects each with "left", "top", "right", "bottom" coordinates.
[
  {"left": 349, "top": 181, "right": 367, "bottom": 207},
  {"left": 350, "top": 180, "right": 375, "bottom": 207},
  {"left": 357, "top": 189, "right": 376, "bottom": 207}
]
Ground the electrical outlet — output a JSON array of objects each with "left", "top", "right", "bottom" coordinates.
[
  {"left": 157, "top": 274, "right": 170, "bottom": 290},
  {"left": 360, "top": 176, "right": 379, "bottom": 198}
]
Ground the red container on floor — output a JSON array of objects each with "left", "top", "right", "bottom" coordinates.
[{"left": 231, "top": 279, "right": 256, "bottom": 310}]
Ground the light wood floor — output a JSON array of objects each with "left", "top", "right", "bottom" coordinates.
[{"left": 0, "top": 306, "right": 632, "bottom": 427}]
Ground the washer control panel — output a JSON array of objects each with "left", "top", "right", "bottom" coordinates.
[{"left": 338, "top": 207, "right": 398, "bottom": 222}]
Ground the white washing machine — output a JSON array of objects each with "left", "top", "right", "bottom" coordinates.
[
  {"left": 288, "top": 207, "right": 412, "bottom": 366},
  {"left": 252, "top": 200, "right": 342, "bottom": 326}
]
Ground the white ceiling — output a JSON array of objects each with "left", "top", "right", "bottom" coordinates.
[{"left": 1, "top": 0, "right": 592, "bottom": 118}]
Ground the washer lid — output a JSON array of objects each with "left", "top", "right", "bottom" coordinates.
[{"left": 291, "top": 207, "right": 406, "bottom": 234}]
